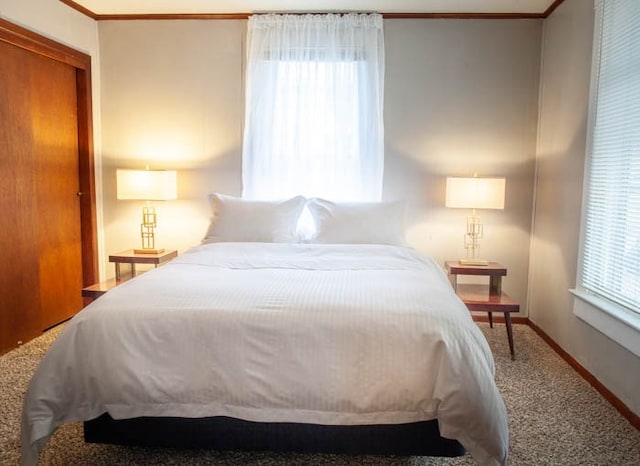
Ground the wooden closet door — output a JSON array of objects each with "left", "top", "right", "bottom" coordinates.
[
  {"left": 32, "top": 50, "right": 84, "bottom": 330},
  {"left": 0, "top": 40, "right": 83, "bottom": 350},
  {"left": 0, "top": 40, "right": 42, "bottom": 349}
]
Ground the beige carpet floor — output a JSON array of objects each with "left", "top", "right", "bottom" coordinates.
[{"left": 1, "top": 323, "right": 639, "bottom": 465}]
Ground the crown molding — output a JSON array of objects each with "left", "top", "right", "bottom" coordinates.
[
  {"left": 543, "top": 0, "right": 565, "bottom": 17},
  {"left": 59, "top": 0, "right": 565, "bottom": 20},
  {"left": 59, "top": 0, "right": 98, "bottom": 19}
]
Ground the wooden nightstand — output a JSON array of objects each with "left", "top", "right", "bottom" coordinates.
[
  {"left": 81, "top": 279, "right": 120, "bottom": 301},
  {"left": 445, "top": 261, "right": 520, "bottom": 360},
  {"left": 109, "top": 249, "right": 178, "bottom": 281},
  {"left": 82, "top": 249, "right": 178, "bottom": 301}
]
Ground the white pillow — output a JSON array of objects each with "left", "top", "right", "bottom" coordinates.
[
  {"left": 202, "top": 194, "right": 306, "bottom": 243},
  {"left": 306, "top": 198, "right": 407, "bottom": 245}
]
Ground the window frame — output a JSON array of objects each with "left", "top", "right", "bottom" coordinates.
[{"left": 571, "top": 0, "right": 640, "bottom": 357}]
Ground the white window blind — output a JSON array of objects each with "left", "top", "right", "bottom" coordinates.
[{"left": 581, "top": 0, "right": 640, "bottom": 314}]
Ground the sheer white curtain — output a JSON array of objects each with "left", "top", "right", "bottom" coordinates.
[{"left": 242, "top": 13, "right": 385, "bottom": 202}]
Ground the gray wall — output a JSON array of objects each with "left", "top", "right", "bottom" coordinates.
[
  {"left": 0, "top": 0, "right": 97, "bottom": 56},
  {"left": 384, "top": 19, "right": 541, "bottom": 308},
  {"left": 99, "top": 20, "right": 246, "bottom": 258},
  {"left": 99, "top": 18, "right": 542, "bottom": 312},
  {"left": 529, "top": 0, "right": 640, "bottom": 415}
]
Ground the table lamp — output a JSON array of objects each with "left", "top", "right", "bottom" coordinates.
[
  {"left": 116, "top": 168, "right": 177, "bottom": 254},
  {"left": 445, "top": 175, "right": 505, "bottom": 266}
]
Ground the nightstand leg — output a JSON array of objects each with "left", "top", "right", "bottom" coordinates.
[
  {"left": 115, "top": 263, "right": 121, "bottom": 281},
  {"left": 504, "top": 312, "right": 515, "bottom": 360},
  {"left": 489, "top": 276, "right": 502, "bottom": 294},
  {"left": 488, "top": 312, "right": 494, "bottom": 328}
]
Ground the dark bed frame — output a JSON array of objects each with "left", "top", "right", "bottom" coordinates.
[{"left": 84, "top": 414, "right": 465, "bottom": 457}]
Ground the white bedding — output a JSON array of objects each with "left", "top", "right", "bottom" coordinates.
[{"left": 21, "top": 243, "right": 508, "bottom": 465}]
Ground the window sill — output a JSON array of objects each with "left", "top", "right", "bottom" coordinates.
[{"left": 571, "top": 288, "right": 640, "bottom": 358}]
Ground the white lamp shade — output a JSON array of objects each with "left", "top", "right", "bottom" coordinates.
[
  {"left": 116, "top": 169, "right": 177, "bottom": 201},
  {"left": 445, "top": 176, "right": 505, "bottom": 210}
]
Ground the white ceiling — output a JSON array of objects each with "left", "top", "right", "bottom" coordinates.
[{"left": 71, "top": 0, "right": 557, "bottom": 15}]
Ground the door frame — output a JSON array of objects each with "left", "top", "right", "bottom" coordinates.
[{"left": 0, "top": 18, "right": 98, "bottom": 287}]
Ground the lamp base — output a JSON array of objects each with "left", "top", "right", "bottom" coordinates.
[
  {"left": 458, "top": 258, "right": 489, "bottom": 266},
  {"left": 134, "top": 248, "right": 165, "bottom": 255}
]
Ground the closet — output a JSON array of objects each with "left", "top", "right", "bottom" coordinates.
[{"left": 0, "top": 19, "right": 98, "bottom": 354}]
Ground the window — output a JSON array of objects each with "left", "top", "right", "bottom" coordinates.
[
  {"left": 241, "top": 13, "right": 385, "bottom": 203},
  {"left": 573, "top": 0, "right": 640, "bottom": 356},
  {"left": 269, "top": 60, "right": 362, "bottom": 200}
]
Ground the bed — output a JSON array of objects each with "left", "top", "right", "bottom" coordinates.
[{"left": 21, "top": 196, "right": 509, "bottom": 466}]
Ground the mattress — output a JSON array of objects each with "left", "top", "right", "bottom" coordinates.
[{"left": 21, "top": 242, "right": 508, "bottom": 465}]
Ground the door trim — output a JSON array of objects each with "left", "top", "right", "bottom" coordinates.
[{"left": 0, "top": 18, "right": 98, "bottom": 287}]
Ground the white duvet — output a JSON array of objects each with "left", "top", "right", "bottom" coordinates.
[{"left": 21, "top": 243, "right": 508, "bottom": 465}]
